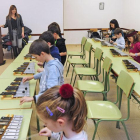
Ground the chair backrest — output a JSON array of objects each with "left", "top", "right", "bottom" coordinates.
[
  {"left": 81, "top": 37, "right": 87, "bottom": 46},
  {"left": 84, "top": 41, "right": 92, "bottom": 52},
  {"left": 94, "top": 48, "right": 103, "bottom": 76},
  {"left": 83, "top": 42, "right": 92, "bottom": 67},
  {"left": 117, "top": 70, "right": 134, "bottom": 98},
  {"left": 94, "top": 48, "right": 103, "bottom": 60},
  {"left": 81, "top": 37, "right": 87, "bottom": 53},
  {"left": 103, "top": 57, "right": 112, "bottom": 73}
]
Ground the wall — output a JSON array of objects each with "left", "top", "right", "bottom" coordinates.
[
  {"left": 123, "top": 0, "right": 140, "bottom": 31},
  {"left": 0, "top": 0, "right": 63, "bottom": 35},
  {"left": 64, "top": 0, "right": 124, "bottom": 44}
]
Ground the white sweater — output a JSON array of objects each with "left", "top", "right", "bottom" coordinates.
[
  {"left": 115, "top": 36, "right": 125, "bottom": 50},
  {"left": 51, "top": 131, "right": 88, "bottom": 140}
]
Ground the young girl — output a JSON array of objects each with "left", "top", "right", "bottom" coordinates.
[
  {"left": 36, "top": 84, "right": 88, "bottom": 140},
  {"left": 126, "top": 29, "right": 140, "bottom": 63},
  {"left": 106, "top": 19, "right": 124, "bottom": 41}
]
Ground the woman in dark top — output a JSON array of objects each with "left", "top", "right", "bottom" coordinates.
[{"left": 0, "top": 5, "right": 24, "bottom": 57}]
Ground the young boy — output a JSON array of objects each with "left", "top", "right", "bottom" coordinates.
[
  {"left": 37, "top": 31, "right": 61, "bottom": 72},
  {"left": 48, "top": 25, "right": 67, "bottom": 65},
  {"left": 40, "top": 31, "right": 61, "bottom": 62},
  {"left": 110, "top": 28, "right": 125, "bottom": 50},
  {"left": 20, "top": 39, "right": 64, "bottom": 104}
]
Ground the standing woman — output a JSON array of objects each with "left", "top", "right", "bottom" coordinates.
[
  {"left": 126, "top": 29, "right": 140, "bottom": 63},
  {"left": 0, "top": 5, "right": 24, "bottom": 57}
]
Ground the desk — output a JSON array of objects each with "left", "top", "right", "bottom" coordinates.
[
  {"left": 14, "top": 43, "right": 37, "bottom": 63},
  {"left": 0, "top": 109, "right": 32, "bottom": 140},
  {"left": 0, "top": 78, "right": 36, "bottom": 110},
  {"left": 0, "top": 62, "right": 38, "bottom": 79},
  {"left": 88, "top": 39, "right": 140, "bottom": 97}
]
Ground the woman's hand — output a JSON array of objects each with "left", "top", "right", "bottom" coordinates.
[
  {"left": 22, "top": 32, "right": 24, "bottom": 38},
  {"left": 0, "top": 25, "right": 4, "bottom": 28},
  {"left": 20, "top": 97, "right": 34, "bottom": 105},
  {"left": 39, "top": 127, "right": 52, "bottom": 137}
]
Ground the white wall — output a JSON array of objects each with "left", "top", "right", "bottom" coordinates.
[
  {"left": 123, "top": 0, "right": 140, "bottom": 31},
  {"left": 64, "top": 0, "right": 124, "bottom": 44},
  {"left": 0, "top": 0, "right": 63, "bottom": 34}
]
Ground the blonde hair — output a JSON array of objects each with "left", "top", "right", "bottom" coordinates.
[{"left": 36, "top": 86, "right": 87, "bottom": 133}]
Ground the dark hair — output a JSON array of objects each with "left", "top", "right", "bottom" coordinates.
[
  {"left": 48, "top": 22, "right": 61, "bottom": 33},
  {"left": 39, "top": 31, "right": 55, "bottom": 45},
  {"left": 29, "top": 39, "right": 50, "bottom": 55},
  {"left": 48, "top": 25, "right": 60, "bottom": 35},
  {"left": 126, "top": 29, "right": 140, "bottom": 44},
  {"left": 110, "top": 19, "right": 120, "bottom": 30},
  {"left": 114, "top": 28, "right": 122, "bottom": 35}
]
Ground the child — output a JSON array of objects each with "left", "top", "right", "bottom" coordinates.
[
  {"left": 37, "top": 31, "right": 61, "bottom": 72},
  {"left": 48, "top": 22, "right": 62, "bottom": 38},
  {"left": 126, "top": 29, "right": 140, "bottom": 63},
  {"left": 36, "top": 84, "right": 88, "bottom": 140},
  {"left": 48, "top": 25, "right": 67, "bottom": 65},
  {"left": 20, "top": 39, "right": 64, "bottom": 104},
  {"left": 106, "top": 19, "right": 124, "bottom": 41},
  {"left": 110, "top": 28, "right": 125, "bottom": 50},
  {"left": 40, "top": 31, "right": 61, "bottom": 62}
]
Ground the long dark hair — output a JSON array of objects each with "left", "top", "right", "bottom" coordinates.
[
  {"left": 7, "top": 5, "right": 19, "bottom": 19},
  {"left": 110, "top": 19, "right": 120, "bottom": 30}
]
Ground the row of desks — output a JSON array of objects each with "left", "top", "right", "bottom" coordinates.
[
  {"left": 88, "top": 39, "right": 140, "bottom": 97},
  {"left": 0, "top": 43, "right": 37, "bottom": 139}
]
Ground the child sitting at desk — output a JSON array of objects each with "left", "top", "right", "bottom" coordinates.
[
  {"left": 20, "top": 39, "right": 64, "bottom": 104},
  {"left": 126, "top": 29, "right": 140, "bottom": 63},
  {"left": 37, "top": 84, "right": 88, "bottom": 140},
  {"left": 110, "top": 28, "right": 125, "bottom": 50}
]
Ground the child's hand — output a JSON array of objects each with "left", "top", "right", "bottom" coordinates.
[
  {"left": 112, "top": 36, "right": 116, "bottom": 39},
  {"left": 113, "top": 42, "right": 117, "bottom": 45},
  {"left": 129, "top": 53, "right": 135, "bottom": 57},
  {"left": 20, "top": 97, "right": 33, "bottom": 105},
  {"left": 22, "top": 76, "right": 33, "bottom": 83},
  {"left": 39, "top": 127, "right": 51, "bottom": 137},
  {"left": 37, "top": 68, "right": 44, "bottom": 73},
  {"left": 37, "top": 62, "right": 43, "bottom": 67},
  {"left": 105, "top": 35, "right": 109, "bottom": 38},
  {"left": 110, "top": 40, "right": 114, "bottom": 43}
]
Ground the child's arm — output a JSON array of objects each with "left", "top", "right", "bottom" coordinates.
[
  {"left": 22, "top": 76, "right": 34, "bottom": 83},
  {"left": 113, "top": 39, "right": 125, "bottom": 49},
  {"left": 60, "top": 52, "right": 67, "bottom": 56},
  {"left": 39, "top": 127, "right": 61, "bottom": 139}
]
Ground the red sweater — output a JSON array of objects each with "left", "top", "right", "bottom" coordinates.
[{"left": 129, "top": 42, "right": 140, "bottom": 63}]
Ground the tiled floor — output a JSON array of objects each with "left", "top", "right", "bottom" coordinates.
[{"left": 0, "top": 45, "right": 140, "bottom": 140}]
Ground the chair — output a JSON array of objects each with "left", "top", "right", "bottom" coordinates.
[
  {"left": 66, "top": 41, "right": 92, "bottom": 84},
  {"left": 66, "top": 37, "right": 87, "bottom": 66},
  {"left": 72, "top": 48, "right": 103, "bottom": 86},
  {"left": 86, "top": 70, "right": 135, "bottom": 140},
  {"left": 77, "top": 57, "right": 112, "bottom": 100}
]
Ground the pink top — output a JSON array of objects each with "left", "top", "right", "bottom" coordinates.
[{"left": 129, "top": 42, "right": 140, "bottom": 63}]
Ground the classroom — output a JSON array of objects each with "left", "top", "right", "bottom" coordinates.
[{"left": 0, "top": 0, "right": 140, "bottom": 140}]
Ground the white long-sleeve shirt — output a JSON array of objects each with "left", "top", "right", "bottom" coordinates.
[
  {"left": 51, "top": 131, "right": 88, "bottom": 140},
  {"left": 115, "top": 36, "right": 125, "bottom": 50}
]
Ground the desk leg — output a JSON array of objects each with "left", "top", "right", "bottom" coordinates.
[
  {"left": 37, "top": 115, "right": 40, "bottom": 132},
  {"left": 28, "top": 127, "right": 31, "bottom": 140}
]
